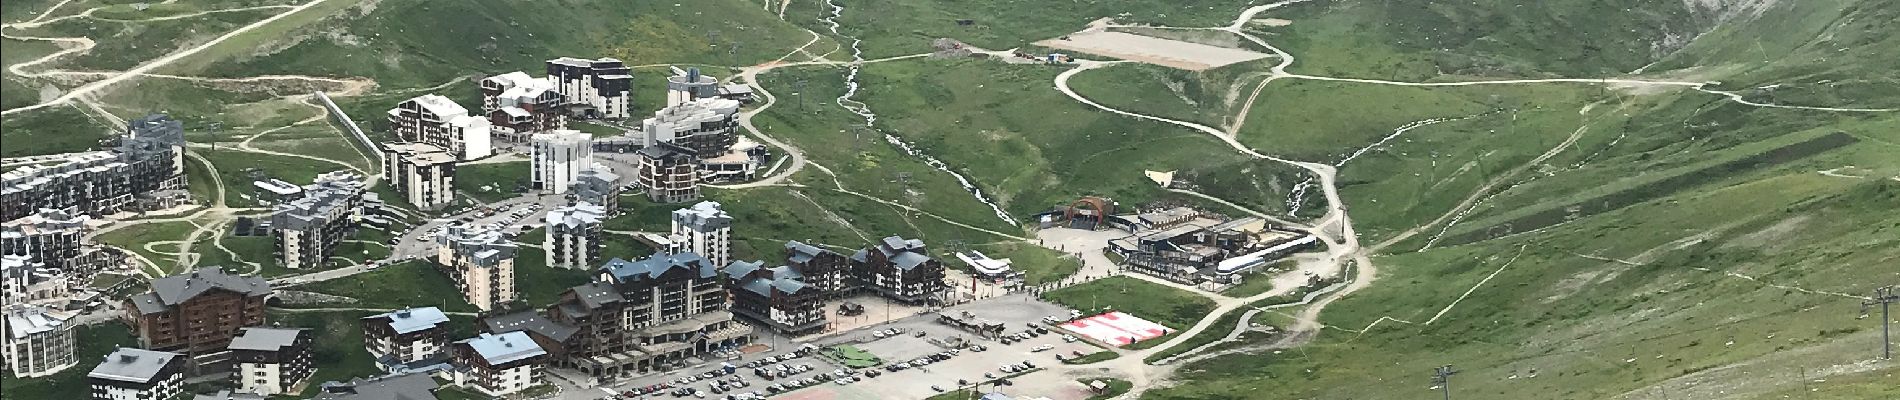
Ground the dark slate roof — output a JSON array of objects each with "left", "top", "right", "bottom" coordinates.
[
  {"left": 483, "top": 310, "right": 579, "bottom": 342},
  {"left": 736, "top": 264, "right": 812, "bottom": 296},
  {"left": 227, "top": 328, "right": 305, "bottom": 352},
  {"left": 137, "top": 267, "right": 270, "bottom": 314},
  {"left": 739, "top": 279, "right": 774, "bottom": 296},
  {"left": 786, "top": 241, "right": 825, "bottom": 264},
  {"left": 314, "top": 373, "right": 440, "bottom": 400},
  {"left": 723, "top": 259, "right": 764, "bottom": 279},
  {"left": 569, "top": 282, "right": 623, "bottom": 310},
  {"left": 892, "top": 252, "right": 933, "bottom": 271},
  {"left": 88, "top": 348, "right": 182, "bottom": 383},
  {"left": 600, "top": 252, "right": 716, "bottom": 282},
  {"left": 635, "top": 142, "right": 696, "bottom": 161},
  {"left": 768, "top": 265, "right": 803, "bottom": 280}
]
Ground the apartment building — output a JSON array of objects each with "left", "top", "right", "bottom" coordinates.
[
  {"left": 544, "top": 202, "right": 605, "bottom": 270},
  {"left": 480, "top": 71, "right": 566, "bottom": 143},
  {"left": 1, "top": 115, "right": 188, "bottom": 222},
  {"left": 665, "top": 67, "right": 719, "bottom": 107},
  {"left": 546, "top": 57, "right": 632, "bottom": 120},
  {"left": 362, "top": 307, "right": 452, "bottom": 373},
  {"left": 634, "top": 142, "right": 700, "bottom": 203},
  {"left": 566, "top": 168, "right": 621, "bottom": 213},
  {"left": 124, "top": 268, "right": 271, "bottom": 357},
  {"left": 88, "top": 348, "right": 186, "bottom": 400},
  {"left": 669, "top": 201, "right": 732, "bottom": 268},
  {"left": 389, "top": 94, "right": 493, "bottom": 160},
  {"left": 1, "top": 255, "right": 68, "bottom": 306},
  {"left": 271, "top": 172, "right": 365, "bottom": 270},
  {"left": 530, "top": 130, "right": 593, "bottom": 194},
  {"left": 2, "top": 306, "right": 77, "bottom": 378},
  {"left": 502, "top": 253, "right": 749, "bottom": 378},
  {"left": 850, "top": 236, "right": 948, "bottom": 305},
  {"left": 434, "top": 224, "right": 518, "bottom": 311},
  {"left": 450, "top": 332, "right": 547, "bottom": 396},
  {"left": 641, "top": 97, "right": 740, "bottom": 159},
  {"left": 381, "top": 143, "right": 458, "bottom": 210},
  {"left": 723, "top": 260, "right": 826, "bottom": 335},
  {"left": 227, "top": 328, "right": 312, "bottom": 396},
  {"left": 785, "top": 241, "right": 852, "bottom": 297},
  {"left": 2, "top": 209, "right": 102, "bottom": 274}
]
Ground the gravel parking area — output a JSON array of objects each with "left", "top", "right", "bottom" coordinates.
[{"left": 1035, "top": 31, "right": 1271, "bottom": 71}]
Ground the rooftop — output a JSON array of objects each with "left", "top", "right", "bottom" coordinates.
[
  {"left": 5, "top": 306, "right": 72, "bottom": 340},
  {"left": 600, "top": 252, "right": 717, "bottom": 283},
  {"left": 546, "top": 202, "right": 606, "bottom": 230},
  {"left": 403, "top": 94, "right": 469, "bottom": 118},
  {"left": 88, "top": 348, "right": 181, "bottom": 383},
  {"left": 456, "top": 332, "right": 547, "bottom": 365},
  {"left": 227, "top": 327, "right": 306, "bottom": 352},
  {"left": 134, "top": 267, "right": 271, "bottom": 315},
  {"left": 367, "top": 307, "right": 450, "bottom": 335},
  {"left": 314, "top": 373, "right": 439, "bottom": 400}
]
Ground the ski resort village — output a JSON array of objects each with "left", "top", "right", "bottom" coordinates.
[{"left": 3, "top": 0, "right": 1897, "bottom": 400}]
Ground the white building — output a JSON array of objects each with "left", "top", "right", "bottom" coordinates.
[
  {"left": 480, "top": 71, "right": 566, "bottom": 143},
  {"left": 641, "top": 97, "right": 740, "bottom": 158},
  {"left": 1, "top": 255, "right": 67, "bottom": 307},
  {"left": 382, "top": 143, "right": 458, "bottom": 210},
  {"left": 2, "top": 306, "right": 77, "bottom": 378},
  {"left": 227, "top": 328, "right": 312, "bottom": 396},
  {"left": 545, "top": 202, "right": 605, "bottom": 270},
  {"left": 450, "top": 332, "right": 547, "bottom": 396},
  {"left": 669, "top": 201, "right": 732, "bottom": 268},
  {"left": 87, "top": 348, "right": 184, "bottom": 400},
  {"left": 389, "top": 94, "right": 493, "bottom": 160},
  {"left": 546, "top": 57, "right": 632, "bottom": 120},
  {"left": 362, "top": 307, "right": 452, "bottom": 373},
  {"left": 435, "top": 225, "right": 518, "bottom": 311},
  {"left": 665, "top": 67, "right": 720, "bottom": 107},
  {"left": 530, "top": 130, "right": 593, "bottom": 194}
]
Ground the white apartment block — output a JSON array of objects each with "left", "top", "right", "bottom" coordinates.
[
  {"left": 1, "top": 255, "right": 68, "bottom": 306},
  {"left": 227, "top": 328, "right": 312, "bottom": 396},
  {"left": 389, "top": 94, "right": 493, "bottom": 160},
  {"left": 669, "top": 201, "right": 733, "bottom": 268},
  {"left": 530, "top": 130, "right": 593, "bottom": 194},
  {"left": 641, "top": 97, "right": 741, "bottom": 158},
  {"left": 544, "top": 202, "right": 605, "bottom": 269},
  {"left": 546, "top": 57, "right": 632, "bottom": 120},
  {"left": 3, "top": 306, "right": 77, "bottom": 378},
  {"left": 480, "top": 71, "right": 566, "bottom": 143},
  {"left": 382, "top": 143, "right": 458, "bottom": 210},
  {"left": 271, "top": 172, "right": 365, "bottom": 270},
  {"left": 665, "top": 67, "right": 720, "bottom": 107},
  {"left": 87, "top": 348, "right": 184, "bottom": 400},
  {"left": 450, "top": 332, "right": 546, "bottom": 396},
  {"left": 435, "top": 225, "right": 518, "bottom": 311}
]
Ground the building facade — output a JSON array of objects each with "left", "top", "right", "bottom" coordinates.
[
  {"left": 530, "top": 130, "right": 593, "bottom": 194},
  {"left": 389, "top": 94, "right": 493, "bottom": 160},
  {"left": 362, "top": 307, "right": 452, "bottom": 373},
  {"left": 1, "top": 114, "right": 188, "bottom": 222},
  {"left": 2, "top": 254, "right": 69, "bottom": 306},
  {"left": 124, "top": 268, "right": 271, "bottom": 356},
  {"left": 546, "top": 57, "right": 632, "bottom": 120},
  {"left": 382, "top": 143, "right": 458, "bottom": 210},
  {"left": 546, "top": 253, "right": 749, "bottom": 377},
  {"left": 634, "top": 143, "right": 700, "bottom": 203},
  {"left": 669, "top": 202, "right": 732, "bottom": 268},
  {"left": 435, "top": 224, "right": 518, "bottom": 311},
  {"left": 664, "top": 68, "right": 719, "bottom": 107},
  {"left": 87, "top": 348, "right": 185, "bottom": 400},
  {"left": 271, "top": 172, "right": 365, "bottom": 270},
  {"left": 641, "top": 98, "right": 740, "bottom": 159},
  {"left": 450, "top": 332, "right": 547, "bottom": 396},
  {"left": 722, "top": 261, "right": 825, "bottom": 335},
  {"left": 785, "top": 241, "right": 852, "bottom": 297},
  {"left": 850, "top": 236, "right": 948, "bottom": 305},
  {"left": 565, "top": 168, "right": 621, "bottom": 213},
  {"left": 227, "top": 328, "right": 312, "bottom": 396},
  {"left": 2, "top": 209, "right": 115, "bottom": 276},
  {"left": 545, "top": 202, "right": 605, "bottom": 270},
  {"left": 480, "top": 71, "right": 567, "bottom": 143},
  {"left": 2, "top": 306, "right": 77, "bottom": 378}
]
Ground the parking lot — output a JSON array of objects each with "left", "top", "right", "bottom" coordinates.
[{"left": 581, "top": 294, "right": 1109, "bottom": 400}]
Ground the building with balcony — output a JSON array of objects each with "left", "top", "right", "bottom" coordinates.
[
  {"left": 664, "top": 67, "right": 719, "bottom": 107},
  {"left": 641, "top": 98, "right": 739, "bottom": 159},
  {"left": 87, "top": 348, "right": 185, "bottom": 400},
  {"left": 1, "top": 114, "right": 189, "bottom": 222},
  {"left": 668, "top": 202, "right": 731, "bottom": 268},
  {"left": 2, "top": 305, "right": 77, "bottom": 378},
  {"left": 389, "top": 94, "right": 492, "bottom": 160},
  {"left": 382, "top": 143, "right": 458, "bottom": 210},
  {"left": 566, "top": 168, "right": 621, "bottom": 213},
  {"left": 634, "top": 142, "right": 699, "bottom": 203},
  {"left": 227, "top": 328, "right": 312, "bottom": 396},
  {"left": 362, "top": 307, "right": 451, "bottom": 373},
  {"left": 271, "top": 172, "right": 365, "bottom": 270},
  {"left": 2, "top": 254, "right": 69, "bottom": 306},
  {"left": 785, "top": 241, "right": 852, "bottom": 297},
  {"left": 449, "top": 332, "right": 546, "bottom": 396},
  {"left": 530, "top": 130, "right": 593, "bottom": 194},
  {"left": 434, "top": 224, "right": 518, "bottom": 311},
  {"left": 545, "top": 202, "right": 605, "bottom": 270},
  {"left": 546, "top": 57, "right": 632, "bottom": 120},
  {"left": 2, "top": 208, "right": 117, "bottom": 277},
  {"left": 538, "top": 253, "right": 749, "bottom": 377},
  {"left": 850, "top": 236, "right": 948, "bottom": 305},
  {"left": 722, "top": 260, "right": 825, "bottom": 335},
  {"left": 480, "top": 71, "right": 566, "bottom": 143},
  {"left": 124, "top": 268, "right": 271, "bottom": 357}
]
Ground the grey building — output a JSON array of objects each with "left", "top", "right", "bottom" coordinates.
[
  {"left": 434, "top": 224, "right": 518, "bottom": 311},
  {"left": 1, "top": 255, "right": 68, "bottom": 307},
  {"left": 271, "top": 172, "right": 366, "bottom": 270},
  {"left": 1, "top": 209, "right": 117, "bottom": 277},
  {"left": 382, "top": 143, "right": 458, "bottom": 210},
  {"left": 640, "top": 97, "right": 739, "bottom": 159},
  {"left": 0, "top": 114, "right": 189, "bottom": 222},
  {"left": 565, "top": 168, "right": 621, "bottom": 213},
  {"left": 723, "top": 261, "right": 825, "bottom": 335},
  {"left": 669, "top": 202, "right": 731, "bottom": 268},
  {"left": 546, "top": 57, "right": 632, "bottom": 120},
  {"left": 314, "top": 373, "right": 442, "bottom": 400},
  {"left": 2, "top": 305, "right": 77, "bottom": 378},
  {"left": 664, "top": 67, "right": 719, "bottom": 107},
  {"left": 786, "top": 241, "right": 852, "bottom": 297},
  {"left": 850, "top": 236, "right": 949, "bottom": 305},
  {"left": 635, "top": 142, "right": 700, "bottom": 203},
  {"left": 362, "top": 307, "right": 452, "bottom": 373},
  {"left": 544, "top": 202, "right": 605, "bottom": 270},
  {"left": 88, "top": 348, "right": 186, "bottom": 400}
]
